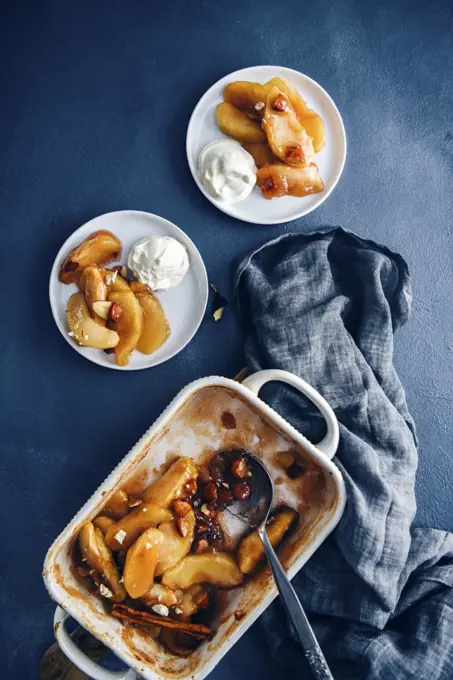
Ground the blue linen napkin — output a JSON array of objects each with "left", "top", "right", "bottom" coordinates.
[{"left": 235, "top": 228, "right": 453, "bottom": 679}]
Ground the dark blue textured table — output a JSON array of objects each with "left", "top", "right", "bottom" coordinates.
[{"left": 1, "top": 1, "right": 452, "bottom": 678}]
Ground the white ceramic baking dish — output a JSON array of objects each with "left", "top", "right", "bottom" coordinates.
[{"left": 43, "top": 369, "right": 346, "bottom": 680}]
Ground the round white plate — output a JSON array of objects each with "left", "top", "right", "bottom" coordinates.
[
  {"left": 187, "top": 65, "right": 347, "bottom": 225},
  {"left": 49, "top": 210, "right": 208, "bottom": 370}
]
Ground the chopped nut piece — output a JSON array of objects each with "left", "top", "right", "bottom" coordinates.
[
  {"left": 272, "top": 94, "right": 289, "bottom": 112},
  {"left": 151, "top": 604, "right": 169, "bottom": 617},
  {"left": 217, "top": 488, "right": 234, "bottom": 508},
  {"left": 255, "top": 101, "right": 265, "bottom": 111},
  {"left": 221, "top": 482, "right": 230, "bottom": 488},
  {"left": 108, "top": 302, "right": 122, "bottom": 323},
  {"left": 175, "top": 516, "right": 189, "bottom": 538},
  {"left": 114, "top": 529, "right": 127, "bottom": 545},
  {"left": 182, "top": 479, "right": 197, "bottom": 499},
  {"left": 234, "top": 609, "right": 246, "bottom": 621},
  {"left": 174, "top": 607, "right": 183, "bottom": 615},
  {"left": 105, "top": 270, "right": 118, "bottom": 286},
  {"left": 99, "top": 584, "right": 113, "bottom": 599},
  {"left": 173, "top": 500, "right": 192, "bottom": 517},
  {"left": 232, "top": 482, "right": 251, "bottom": 501},
  {"left": 285, "top": 145, "right": 304, "bottom": 163},
  {"left": 201, "top": 504, "right": 210, "bottom": 516},
  {"left": 203, "top": 482, "right": 218, "bottom": 503},
  {"left": 213, "top": 306, "right": 225, "bottom": 322},
  {"left": 231, "top": 458, "right": 251, "bottom": 479}
]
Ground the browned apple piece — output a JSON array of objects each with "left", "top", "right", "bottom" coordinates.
[
  {"left": 108, "top": 288, "right": 143, "bottom": 366},
  {"left": 263, "top": 86, "right": 314, "bottom": 166},
  {"left": 78, "top": 522, "right": 126, "bottom": 602},
  {"left": 257, "top": 163, "right": 324, "bottom": 199},
  {"left": 93, "top": 516, "right": 116, "bottom": 534},
  {"left": 216, "top": 102, "right": 265, "bottom": 143},
  {"left": 242, "top": 142, "right": 278, "bottom": 169},
  {"left": 66, "top": 293, "right": 119, "bottom": 349},
  {"left": 103, "top": 489, "right": 130, "bottom": 519},
  {"left": 223, "top": 81, "right": 268, "bottom": 116},
  {"left": 237, "top": 507, "right": 298, "bottom": 574},
  {"left": 154, "top": 509, "right": 195, "bottom": 577},
  {"left": 161, "top": 553, "right": 243, "bottom": 589},
  {"left": 79, "top": 264, "right": 108, "bottom": 320},
  {"left": 142, "top": 584, "right": 178, "bottom": 608},
  {"left": 59, "top": 230, "right": 122, "bottom": 284},
  {"left": 265, "top": 77, "right": 325, "bottom": 152},
  {"left": 180, "top": 584, "right": 210, "bottom": 618},
  {"left": 105, "top": 503, "right": 173, "bottom": 550},
  {"left": 143, "top": 457, "right": 198, "bottom": 507},
  {"left": 123, "top": 527, "right": 164, "bottom": 599},
  {"left": 130, "top": 281, "right": 170, "bottom": 355}
]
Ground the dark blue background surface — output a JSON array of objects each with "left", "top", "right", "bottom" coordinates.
[{"left": 1, "top": 1, "right": 452, "bottom": 677}]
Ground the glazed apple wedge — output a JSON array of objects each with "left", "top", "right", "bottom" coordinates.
[
  {"left": 257, "top": 163, "right": 324, "bottom": 199},
  {"left": 130, "top": 281, "right": 170, "bottom": 355},
  {"left": 216, "top": 102, "right": 265, "bottom": 143},
  {"left": 59, "top": 230, "right": 122, "bottom": 284},
  {"left": 161, "top": 553, "right": 243, "bottom": 589},
  {"left": 263, "top": 86, "right": 314, "bottom": 166},
  {"left": 66, "top": 293, "right": 119, "bottom": 349},
  {"left": 108, "top": 278, "right": 143, "bottom": 366},
  {"left": 265, "top": 77, "right": 325, "bottom": 152}
]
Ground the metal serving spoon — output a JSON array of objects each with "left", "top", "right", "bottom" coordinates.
[{"left": 221, "top": 451, "right": 335, "bottom": 680}]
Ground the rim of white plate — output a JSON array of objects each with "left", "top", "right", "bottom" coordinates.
[
  {"left": 49, "top": 210, "right": 208, "bottom": 371},
  {"left": 186, "top": 65, "right": 347, "bottom": 225}
]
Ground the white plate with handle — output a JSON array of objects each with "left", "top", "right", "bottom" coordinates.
[
  {"left": 49, "top": 210, "right": 208, "bottom": 370},
  {"left": 186, "top": 65, "right": 347, "bottom": 225}
]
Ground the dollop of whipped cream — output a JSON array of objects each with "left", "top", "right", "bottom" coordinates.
[
  {"left": 127, "top": 236, "right": 189, "bottom": 291},
  {"left": 198, "top": 139, "right": 257, "bottom": 203}
]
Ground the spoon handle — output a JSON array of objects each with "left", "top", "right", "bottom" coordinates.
[{"left": 259, "top": 527, "right": 334, "bottom": 680}]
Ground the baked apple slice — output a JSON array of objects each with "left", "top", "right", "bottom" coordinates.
[
  {"left": 80, "top": 265, "right": 108, "bottom": 324},
  {"left": 123, "top": 527, "right": 164, "bottom": 599},
  {"left": 216, "top": 102, "right": 265, "bottom": 143},
  {"left": 130, "top": 281, "right": 170, "bottom": 355},
  {"left": 266, "top": 77, "right": 325, "bottom": 152},
  {"left": 105, "top": 503, "right": 173, "bottom": 550},
  {"left": 59, "top": 230, "right": 122, "bottom": 284},
  {"left": 108, "top": 288, "right": 143, "bottom": 366},
  {"left": 237, "top": 506, "right": 298, "bottom": 574},
  {"left": 263, "top": 86, "right": 314, "bottom": 166},
  {"left": 223, "top": 81, "right": 268, "bottom": 116},
  {"left": 257, "top": 163, "right": 324, "bottom": 199},
  {"left": 143, "top": 457, "right": 198, "bottom": 506},
  {"left": 66, "top": 293, "right": 119, "bottom": 349},
  {"left": 154, "top": 509, "right": 195, "bottom": 576},
  {"left": 78, "top": 522, "right": 126, "bottom": 601},
  {"left": 161, "top": 553, "right": 243, "bottom": 589}
]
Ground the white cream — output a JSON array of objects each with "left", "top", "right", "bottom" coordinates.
[
  {"left": 127, "top": 236, "right": 189, "bottom": 291},
  {"left": 198, "top": 139, "right": 257, "bottom": 203}
]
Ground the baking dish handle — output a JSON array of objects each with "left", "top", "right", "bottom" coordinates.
[
  {"left": 54, "top": 607, "right": 137, "bottom": 680},
  {"left": 242, "top": 369, "right": 339, "bottom": 460}
]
